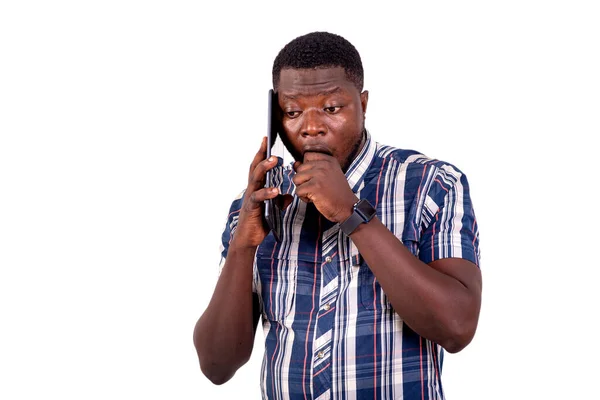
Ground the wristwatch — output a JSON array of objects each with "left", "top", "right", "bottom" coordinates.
[{"left": 339, "top": 199, "right": 376, "bottom": 236}]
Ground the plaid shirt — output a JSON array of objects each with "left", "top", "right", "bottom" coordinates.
[{"left": 219, "top": 132, "right": 480, "bottom": 400}]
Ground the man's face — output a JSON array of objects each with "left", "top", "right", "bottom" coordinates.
[{"left": 276, "top": 67, "right": 369, "bottom": 172}]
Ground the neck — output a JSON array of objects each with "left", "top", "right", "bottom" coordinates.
[{"left": 342, "top": 129, "right": 367, "bottom": 173}]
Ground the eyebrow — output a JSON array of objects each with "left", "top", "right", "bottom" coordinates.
[{"left": 280, "top": 86, "right": 343, "bottom": 100}]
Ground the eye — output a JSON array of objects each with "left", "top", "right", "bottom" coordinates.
[
  {"left": 324, "top": 106, "right": 342, "bottom": 114},
  {"left": 285, "top": 110, "right": 301, "bottom": 118}
]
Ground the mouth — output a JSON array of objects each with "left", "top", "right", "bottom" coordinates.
[{"left": 302, "top": 145, "right": 333, "bottom": 158}]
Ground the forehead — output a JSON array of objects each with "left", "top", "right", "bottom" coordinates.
[{"left": 277, "top": 67, "right": 357, "bottom": 99}]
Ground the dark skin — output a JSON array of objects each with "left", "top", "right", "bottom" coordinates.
[
  {"left": 194, "top": 67, "right": 482, "bottom": 385},
  {"left": 192, "top": 136, "right": 276, "bottom": 385}
]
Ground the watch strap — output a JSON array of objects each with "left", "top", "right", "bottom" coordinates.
[{"left": 340, "top": 199, "right": 376, "bottom": 236}]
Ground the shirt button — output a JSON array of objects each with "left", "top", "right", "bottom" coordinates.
[
  {"left": 317, "top": 351, "right": 325, "bottom": 359},
  {"left": 325, "top": 256, "right": 332, "bottom": 263},
  {"left": 323, "top": 303, "right": 331, "bottom": 311}
]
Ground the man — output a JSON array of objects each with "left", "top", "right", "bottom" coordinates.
[{"left": 194, "top": 31, "right": 481, "bottom": 400}]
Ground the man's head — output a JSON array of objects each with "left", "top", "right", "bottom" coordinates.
[
  {"left": 272, "top": 31, "right": 364, "bottom": 92},
  {"left": 272, "top": 32, "right": 369, "bottom": 172}
]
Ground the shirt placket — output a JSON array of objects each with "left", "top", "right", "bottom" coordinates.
[{"left": 311, "top": 241, "right": 339, "bottom": 400}]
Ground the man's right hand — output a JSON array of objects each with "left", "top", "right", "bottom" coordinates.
[{"left": 232, "top": 136, "right": 280, "bottom": 249}]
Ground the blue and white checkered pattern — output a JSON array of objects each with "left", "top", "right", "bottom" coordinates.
[{"left": 219, "top": 132, "right": 480, "bottom": 400}]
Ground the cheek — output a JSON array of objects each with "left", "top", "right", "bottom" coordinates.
[
  {"left": 282, "top": 119, "right": 296, "bottom": 133},
  {"left": 279, "top": 122, "right": 302, "bottom": 158},
  {"left": 282, "top": 118, "right": 303, "bottom": 140},
  {"left": 281, "top": 121, "right": 298, "bottom": 144},
  {"left": 332, "top": 111, "right": 360, "bottom": 135},
  {"left": 334, "top": 116, "right": 356, "bottom": 141}
]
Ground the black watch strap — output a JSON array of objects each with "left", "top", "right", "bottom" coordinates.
[{"left": 339, "top": 199, "right": 376, "bottom": 236}]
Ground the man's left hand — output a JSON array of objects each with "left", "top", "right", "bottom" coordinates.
[{"left": 293, "top": 152, "right": 358, "bottom": 223}]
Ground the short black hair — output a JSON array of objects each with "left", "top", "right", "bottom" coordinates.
[{"left": 272, "top": 31, "right": 364, "bottom": 91}]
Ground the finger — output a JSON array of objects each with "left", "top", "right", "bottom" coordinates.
[
  {"left": 292, "top": 169, "right": 312, "bottom": 186},
  {"left": 295, "top": 184, "right": 313, "bottom": 203},
  {"left": 248, "top": 187, "right": 280, "bottom": 207},
  {"left": 302, "top": 152, "right": 341, "bottom": 172},
  {"left": 248, "top": 137, "right": 268, "bottom": 180},
  {"left": 293, "top": 160, "right": 329, "bottom": 186},
  {"left": 303, "top": 152, "right": 335, "bottom": 163},
  {"left": 293, "top": 161, "right": 301, "bottom": 172},
  {"left": 249, "top": 156, "right": 278, "bottom": 190},
  {"left": 294, "top": 159, "right": 323, "bottom": 174}
]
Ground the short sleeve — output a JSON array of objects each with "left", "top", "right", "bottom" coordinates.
[
  {"left": 217, "top": 190, "right": 260, "bottom": 293},
  {"left": 418, "top": 165, "right": 480, "bottom": 266}
]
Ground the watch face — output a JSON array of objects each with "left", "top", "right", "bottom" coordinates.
[
  {"left": 340, "top": 199, "right": 376, "bottom": 236},
  {"left": 355, "top": 199, "right": 376, "bottom": 220}
]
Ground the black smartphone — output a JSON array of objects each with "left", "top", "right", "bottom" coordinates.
[{"left": 264, "top": 89, "right": 283, "bottom": 242}]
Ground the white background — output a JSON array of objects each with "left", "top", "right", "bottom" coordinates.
[{"left": 1, "top": 1, "right": 599, "bottom": 399}]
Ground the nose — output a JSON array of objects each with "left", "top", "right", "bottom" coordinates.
[{"left": 301, "top": 109, "right": 326, "bottom": 137}]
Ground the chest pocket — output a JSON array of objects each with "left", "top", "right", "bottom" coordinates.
[
  {"left": 353, "top": 249, "right": 393, "bottom": 311},
  {"left": 256, "top": 233, "right": 298, "bottom": 322},
  {"left": 256, "top": 232, "right": 324, "bottom": 322},
  {"left": 344, "top": 241, "right": 391, "bottom": 311},
  {"left": 350, "top": 234, "right": 419, "bottom": 312}
]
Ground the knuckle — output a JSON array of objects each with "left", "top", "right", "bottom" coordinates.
[
  {"left": 249, "top": 191, "right": 257, "bottom": 203},
  {"left": 252, "top": 168, "right": 264, "bottom": 183},
  {"left": 256, "top": 161, "right": 267, "bottom": 175}
]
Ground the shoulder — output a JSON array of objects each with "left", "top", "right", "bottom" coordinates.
[
  {"left": 221, "top": 189, "right": 246, "bottom": 227},
  {"left": 375, "top": 142, "right": 467, "bottom": 180},
  {"left": 371, "top": 142, "right": 471, "bottom": 200},
  {"left": 219, "top": 189, "right": 246, "bottom": 250}
]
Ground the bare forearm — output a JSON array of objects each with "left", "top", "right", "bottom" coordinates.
[
  {"left": 350, "top": 217, "right": 480, "bottom": 352},
  {"left": 193, "top": 240, "right": 258, "bottom": 383}
]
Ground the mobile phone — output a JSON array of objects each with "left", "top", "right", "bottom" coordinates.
[{"left": 264, "top": 89, "right": 283, "bottom": 242}]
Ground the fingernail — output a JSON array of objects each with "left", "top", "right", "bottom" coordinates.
[
  {"left": 269, "top": 157, "right": 275, "bottom": 162},
  {"left": 271, "top": 188, "right": 279, "bottom": 194}
]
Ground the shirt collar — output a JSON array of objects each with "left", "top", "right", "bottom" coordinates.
[
  {"left": 281, "top": 130, "right": 377, "bottom": 196},
  {"left": 345, "top": 130, "right": 377, "bottom": 192}
]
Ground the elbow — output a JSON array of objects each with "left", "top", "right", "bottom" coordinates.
[
  {"left": 198, "top": 353, "right": 251, "bottom": 385},
  {"left": 193, "top": 324, "right": 253, "bottom": 386},
  {"left": 194, "top": 336, "right": 250, "bottom": 386},
  {"left": 194, "top": 343, "right": 238, "bottom": 385},
  {"left": 441, "top": 335, "right": 471, "bottom": 354},
  {"left": 441, "top": 294, "right": 481, "bottom": 353},
  {"left": 200, "top": 362, "right": 234, "bottom": 385},
  {"left": 440, "top": 313, "right": 478, "bottom": 354},
  {"left": 193, "top": 329, "right": 233, "bottom": 385}
]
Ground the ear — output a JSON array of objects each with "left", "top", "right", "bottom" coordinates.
[{"left": 360, "top": 90, "right": 369, "bottom": 115}]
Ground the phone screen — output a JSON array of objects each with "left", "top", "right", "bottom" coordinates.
[{"left": 264, "top": 89, "right": 284, "bottom": 242}]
